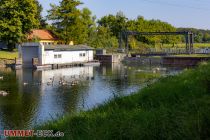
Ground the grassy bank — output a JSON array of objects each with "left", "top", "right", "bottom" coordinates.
[
  {"left": 160, "top": 43, "right": 210, "bottom": 48},
  {"left": 0, "top": 50, "right": 18, "bottom": 59},
  {"left": 173, "top": 54, "right": 210, "bottom": 57},
  {"left": 32, "top": 62, "right": 210, "bottom": 140}
]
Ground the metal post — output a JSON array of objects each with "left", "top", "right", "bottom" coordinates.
[
  {"left": 188, "top": 34, "right": 191, "bottom": 54},
  {"left": 119, "top": 32, "right": 122, "bottom": 49},
  {"left": 185, "top": 35, "right": 189, "bottom": 54},
  {"left": 185, "top": 33, "right": 191, "bottom": 54},
  {"left": 190, "top": 33, "right": 194, "bottom": 54},
  {"left": 125, "top": 33, "right": 129, "bottom": 55}
]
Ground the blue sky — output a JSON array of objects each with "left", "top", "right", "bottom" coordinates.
[{"left": 39, "top": 0, "right": 210, "bottom": 29}]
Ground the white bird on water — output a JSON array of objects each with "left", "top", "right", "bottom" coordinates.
[
  {"left": 0, "top": 76, "right": 3, "bottom": 80},
  {"left": 23, "top": 82, "right": 28, "bottom": 86},
  {"left": 71, "top": 80, "right": 78, "bottom": 86},
  {"left": 0, "top": 91, "right": 9, "bottom": 96},
  {"left": 152, "top": 67, "right": 167, "bottom": 72}
]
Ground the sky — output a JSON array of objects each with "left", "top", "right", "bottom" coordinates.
[{"left": 39, "top": 0, "right": 210, "bottom": 30}]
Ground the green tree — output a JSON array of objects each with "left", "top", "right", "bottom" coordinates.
[
  {"left": 88, "top": 26, "right": 118, "bottom": 49},
  {"left": 35, "top": 0, "right": 47, "bottom": 29},
  {"left": 134, "top": 18, "right": 179, "bottom": 45},
  {"left": 98, "top": 14, "right": 181, "bottom": 49},
  {"left": 47, "top": 0, "right": 83, "bottom": 44},
  {"left": 0, "top": 0, "right": 39, "bottom": 50},
  {"left": 98, "top": 11, "right": 128, "bottom": 37},
  {"left": 195, "top": 33, "right": 203, "bottom": 43},
  {"left": 71, "top": 8, "right": 96, "bottom": 44},
  {"left": 177, "top": 28, "right": 210, "bottom": 43},
  {"left": 203, "top": 33, "right": 210, "bottom": 42}
]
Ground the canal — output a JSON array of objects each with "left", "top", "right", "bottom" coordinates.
[{"left": 0, "top": 63, "right": 183, "bottom": 130}]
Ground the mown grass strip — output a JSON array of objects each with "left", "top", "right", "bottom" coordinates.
[{"left": 0, "top": 51, "right": 18, "bottom": 59}]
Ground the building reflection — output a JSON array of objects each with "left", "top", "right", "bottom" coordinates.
[{"left": 0, "top": 66, "right": 94, "bottom": 129}]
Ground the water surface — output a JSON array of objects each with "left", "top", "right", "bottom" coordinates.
[{"left": 0, "top": 63, "right": 182, "bottom": 129}]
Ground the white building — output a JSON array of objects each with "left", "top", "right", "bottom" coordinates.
[{"left": 19, "top": 43, "right": 94, "bottom": 68}]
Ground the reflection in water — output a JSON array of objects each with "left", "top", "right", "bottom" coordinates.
[{"left": 0, "top": 64, "right": 183, "bottom": 129}]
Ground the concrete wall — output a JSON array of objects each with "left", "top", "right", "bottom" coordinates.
[
  {"left": 162, "top": 56, "right": 210, "bottom": 66},
  {"left": 21, "top": 43, "right": 40, "bottom": 68},
  {"left": 43, "top": 50, "right": 93, "bottom": 65},
  {"left": 96, "top": 54, "right": 126, "bottom": 63},
  {"left": 122, "top": 57, "right": 162, "bottom": 66}
]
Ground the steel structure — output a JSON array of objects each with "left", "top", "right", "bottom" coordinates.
[{"left": 119, "top": 31, "right": 194, "bottom": 54}]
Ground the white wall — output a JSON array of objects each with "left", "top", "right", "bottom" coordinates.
[{"left": 43, "top": 50, "right": 94, "bottom": 65}]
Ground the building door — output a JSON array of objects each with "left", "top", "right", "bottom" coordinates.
[{"left": 22, "top": 46, "right": 39, "bottom": 68}]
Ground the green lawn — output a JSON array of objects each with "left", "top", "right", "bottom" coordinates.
[
  {"left": 161, "top": 43, "right": 210, "bottom": 48},
  {"left": 0, "top": 50, "right": 18, "bottom": 59},
  {"left": 28, "top": 61, "right": 210, "bottom": 140},
  {"left": 172, "top": 54, "right": 210, "bottom": 57}
]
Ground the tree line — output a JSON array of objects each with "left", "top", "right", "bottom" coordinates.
[
  {"left": 177, "top": 28, "right": 210, "bottom": 43},
  {"left": 0, "top": 0, "right": 209, "bottom": 51}
]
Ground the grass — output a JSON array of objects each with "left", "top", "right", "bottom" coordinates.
[
  {"left": 0, "top": 50, "right": 18, "bottom": 59},
  {"left": 135, "top": 72, "right": 161, "bottom": 80},
  {"left": 173, "top": 54, "right": 210, "bottom": 57},
  {"left": 22, "top": 61, "right": 210, "bottom": 140},
  {"left": 161, "top": 43, "right": 210, "bottom": 48}
]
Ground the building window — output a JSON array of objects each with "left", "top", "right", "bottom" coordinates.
[
  {"left": 79, "top": 53, "right": 86, "bottom": 57},
  {"left": 54, "top": 54, "right": 62, "bottom": 59}
]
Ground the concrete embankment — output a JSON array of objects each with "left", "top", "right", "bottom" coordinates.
[
  {"left": 123, "top": 55, "right": 210, "bottom": 66},
  {"left": 162, "top": 56, "right": 210, "bottom": 66},
  {"left": 95, "top": 54, "right": 126, "bottom": 63},
  {"left": 122, "top": 56, "right": 162, "bottom": 66}
]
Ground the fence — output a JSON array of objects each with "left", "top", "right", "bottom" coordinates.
[{"left": 130, "top": 47, "right": 210, "bottom": 55}]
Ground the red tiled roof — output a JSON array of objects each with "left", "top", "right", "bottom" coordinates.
[{"left": 27, "top": 29, "right": 58, "bottom": 40}]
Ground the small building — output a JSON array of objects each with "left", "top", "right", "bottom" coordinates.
[
  {"left": 19, "top": 43, "right": 94, "bottom": 68},
  {"left": 27, "top": 29, "right": 58, "bottom": 45},
  {"left": 1, "top": 29, "right": 59, "bottom": 49},
  {"left": 27, "top": 29, "right": 74, "bottom": 45}
]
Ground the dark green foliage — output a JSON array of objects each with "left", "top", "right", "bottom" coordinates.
[
  {"left": 98, "top": 11, "right": 128, "bottom": 37},
  {"left": 98, "top": 13, "right": 181, "bottom": 49},
  {"left": 35, "top": 0, "right": 47, "bottom": 29},
  {"left": 47, "top": 0, "right": 96, "bottom": 45},
  {"left": 32, "top": 62, "right": 210, "bottom": 140},
  {"left": 0, "top": 0, "right": 39, "bottom": 50},
  {"left": 87, "top": 26, "right": 119, "bottom": 49},
  {"left": 178, "top": 28, "right": 210, "bottom": 43},
  {"left": 47, "top": 0, "right": 82, "bottom": 44}
]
